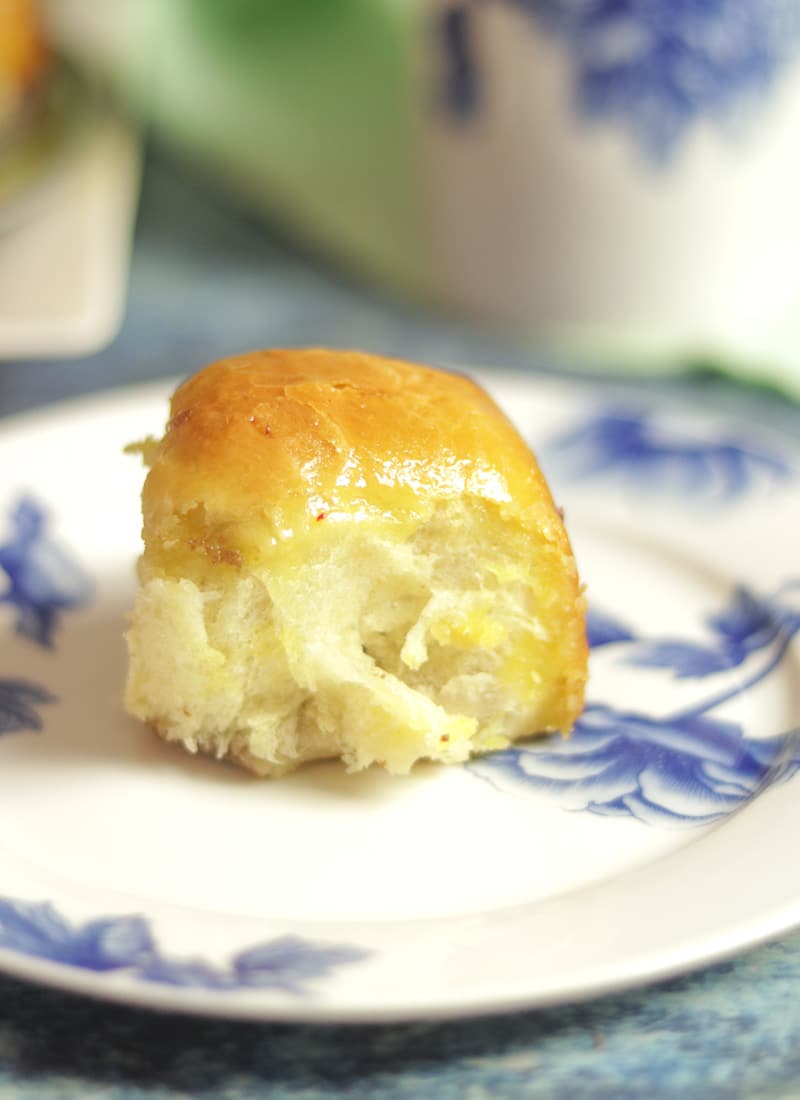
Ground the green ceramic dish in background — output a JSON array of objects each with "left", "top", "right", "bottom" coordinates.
[{"left": 44, "top": 0, "right": 800, "bottom": 397}]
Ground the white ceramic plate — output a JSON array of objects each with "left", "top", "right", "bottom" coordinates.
[{"left": 0, "top": 372, "right": 798, "bottom": 1022}]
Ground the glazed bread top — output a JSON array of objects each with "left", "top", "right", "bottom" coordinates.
[{"left": 140, "top": 348, "right": 573, "bottom": 574}]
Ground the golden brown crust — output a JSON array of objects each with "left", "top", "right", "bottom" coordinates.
[{"left": 141, "top": 348, "right": 575, "bottom": 570}]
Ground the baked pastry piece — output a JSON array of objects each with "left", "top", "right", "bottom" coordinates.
[{"left": 125, "top": 349, "right": 587, "bottom": 776}]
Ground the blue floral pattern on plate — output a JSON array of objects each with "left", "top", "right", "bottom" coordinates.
[
  {"left": 469, "top": 581, "right": 800, "bottom": 826},
  {"left": 543, "top": 407, "right": 793, "bottom": 502},
  {"left": 0, "top": 495, "right": 91, "bottom": 736},
  {"left": 0, "top": 496, "right": 91, "bottom": 648},
  {"left": 0, "top": 680, "right": 55, "bottom": 735},
  {"left": 438, "top": 0, "right": 800, "bottom": 161},
  {"left": 0, "top": 898, "right": 369, "bottom": 995}
]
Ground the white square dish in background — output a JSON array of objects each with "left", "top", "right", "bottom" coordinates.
[{"left": 0, "top": 112, "right": 140, "bottom": 360}]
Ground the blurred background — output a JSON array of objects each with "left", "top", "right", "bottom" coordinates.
[{"left": 2, "top": 0, "right": 800, "bottom": 413}]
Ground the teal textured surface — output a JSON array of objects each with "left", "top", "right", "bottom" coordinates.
[{"left": 1, "top": 936, "right": 800, "bottom": 1098}]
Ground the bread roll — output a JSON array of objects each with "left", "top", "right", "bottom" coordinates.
[{"left": 124, "top": 349, "right": 587, "bottom": 776}]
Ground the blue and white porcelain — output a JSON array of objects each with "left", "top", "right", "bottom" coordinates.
[
  {"left": 439, "top": 0, "right": 800, "bottom": 163},
  {"left": 45, "top": 1, "right": 800, "bottom": 391},
  {"left": 0, "top": 372, "right": 798, "bottom": 1022},
  {"left": 429, "top": 0, "right": 800, "bottom": 386}
]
